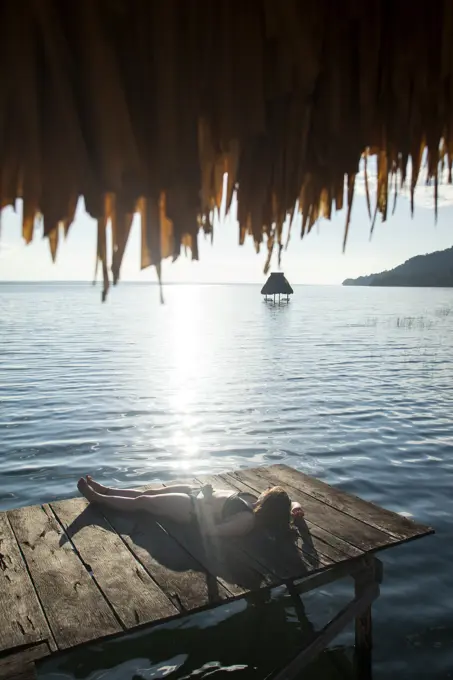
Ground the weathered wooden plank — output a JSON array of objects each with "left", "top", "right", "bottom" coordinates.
[
  {"left": 7, "top": 504, "right": 121, "bottom": 650},
  {"left": 0, "top": 513, "right": 55, "bottom": 655},
  {"left": 51, "top": 498, "right": 178, "bottom": 628},
  {"left": 294, "top": 518, "right": 364, "bottom": 561},
  {"left": 0, "top": 642, "right": 50, "bottom": 680},
  {"left": 218, "top": 472, "right": 362, "bottom": 566},
  {"left": 292, "top": 557, "right": 371, "bottom": 596},
  {"left": 261, "top": 464, "right": 434, "bottom": 541},
  {"left": 0, "top": 662, "right": 36, "bottom": 680},
  {"left": 231, "top": 468, "right": 394, "bottom": 553},
  {"left": 0, "top": 642, "right": 50, "bottom": 667},
  {"left": 152, "top": 518, "right": 249, "bottom": 597},
  {"left": 100, "top": 507, "right": 230, "bottom": 611}
]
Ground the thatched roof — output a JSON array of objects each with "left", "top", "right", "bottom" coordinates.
[
  {"left": 1, "top": 1, "right": 452, "bottom": 298},
  {"left": 261, "top": 273, "right": 294, "bottom": 296}
]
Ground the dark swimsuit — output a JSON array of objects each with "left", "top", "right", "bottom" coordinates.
[
  {"left": 188, "top": 489, "right": 254, "bottom": 524},
  {"left": 222, "top": 492, "right": 254, "bottom": 520}
]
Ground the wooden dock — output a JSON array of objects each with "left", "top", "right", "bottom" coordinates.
[{"left": 0, "top": 464, "right": 434, "bottom": 680}]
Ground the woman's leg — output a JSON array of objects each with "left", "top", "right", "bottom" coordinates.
[
  {"left": 78, "top": 478, "right": 193, "bottom": 523},
  {"left": 86, "top": 477, "right": 141, "bottom": 498},
  {"left": 87, "top": 476, "right": 194, "bottom": 498}
]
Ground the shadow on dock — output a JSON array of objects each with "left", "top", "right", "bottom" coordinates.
[{"left": 59, "top": 503, "right": 317, "bottom": 594}]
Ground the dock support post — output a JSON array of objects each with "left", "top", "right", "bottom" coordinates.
[
  {"left": 270, "top": 557, "right": 382, "bottom": 680},
  {"left": 353, "top": 558, "right": 382, "bottom": 680},
  {"left": 354, "top": 574, "right": 372, "bottom": 679}
]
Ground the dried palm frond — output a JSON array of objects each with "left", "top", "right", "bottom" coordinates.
[{"left": 0, "top": 0, "right": 451, "bottom": 298}]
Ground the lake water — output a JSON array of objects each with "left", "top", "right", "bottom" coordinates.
[{"left": 1, "top": 282, "right": 452, "bottom": 680}]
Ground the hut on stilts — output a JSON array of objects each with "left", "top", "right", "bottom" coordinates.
[{"left": 261, "top": 272, "right": 293, "bottom": 303}]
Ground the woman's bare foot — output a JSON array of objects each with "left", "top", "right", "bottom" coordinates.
[
  {"left": 77, "top": 477, "right": 98, "bottom": 503},
  {"left": 86, "top": 475, "right": 109, "bottom": 495}
]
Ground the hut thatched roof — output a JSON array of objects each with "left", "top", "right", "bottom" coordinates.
[
  {"left": 261, "top": 273, "right": 294, "bottom": 296},
  {"left": 1, "top": 1, "right": 452, "bottom": 298}
]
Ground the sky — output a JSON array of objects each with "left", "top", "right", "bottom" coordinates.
[{"left": 1, "top": 165, "right": 453, "bottom": 285}]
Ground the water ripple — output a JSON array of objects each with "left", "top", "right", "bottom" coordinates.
[{"left": 1, "top": 283, "right": 453, "bottom": 679}]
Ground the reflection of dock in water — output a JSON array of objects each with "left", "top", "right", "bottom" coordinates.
[{"left": 0, "top": 465, "right": 433, "bottom": 679}]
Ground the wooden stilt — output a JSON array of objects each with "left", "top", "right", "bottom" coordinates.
[
  {"left": 268, "top": 557, "right": 383, "bottom": 680},
  {"left": 286, "top": 582, "right": 314, "bottom": 633},
  {"left": 271, "top": 579, "right": 379, "bottom": 680},
  {"left": 354, "top": 601, "right": 372, "bottom": 679},
  {"left": 353, "top": 560, "right": 381, "bottom": 680}
]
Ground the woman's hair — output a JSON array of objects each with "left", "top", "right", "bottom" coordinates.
[{"left": 253, "top": 486, "right": 294, "bottom": 538}]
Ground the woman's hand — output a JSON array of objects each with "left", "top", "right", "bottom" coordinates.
[
  {"left": 291, "top": 502, "right": 304, "bottom": 520},
  {"left": 201, "top": 484, "right": 214, "bottom": 499}
]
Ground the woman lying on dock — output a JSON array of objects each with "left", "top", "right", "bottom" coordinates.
[{"left": 77, "top": 477, "right": 304, "bottom": 538}]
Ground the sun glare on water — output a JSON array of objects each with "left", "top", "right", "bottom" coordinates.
[{"left": 165, "top": 289, "right": 210, "bottom": 472}]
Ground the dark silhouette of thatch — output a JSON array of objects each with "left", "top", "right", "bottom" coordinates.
[
  {"left": 261, "top": 273, "right": 293, "bottom": 296},
  {"left": 1, "top": 2, "right": 453, "bottom": 298}
]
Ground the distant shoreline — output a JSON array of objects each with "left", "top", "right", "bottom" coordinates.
[{"left": 343, "top": 246, "right": 453, "bottom": 287}]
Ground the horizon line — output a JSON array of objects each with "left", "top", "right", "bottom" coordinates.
[{"left": 0, "top": 280, "right": 339, "bottom": 286}]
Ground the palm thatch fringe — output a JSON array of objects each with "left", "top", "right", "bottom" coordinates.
[{"left": 1, "top": 1, "right": 452, "bottom": 298}]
